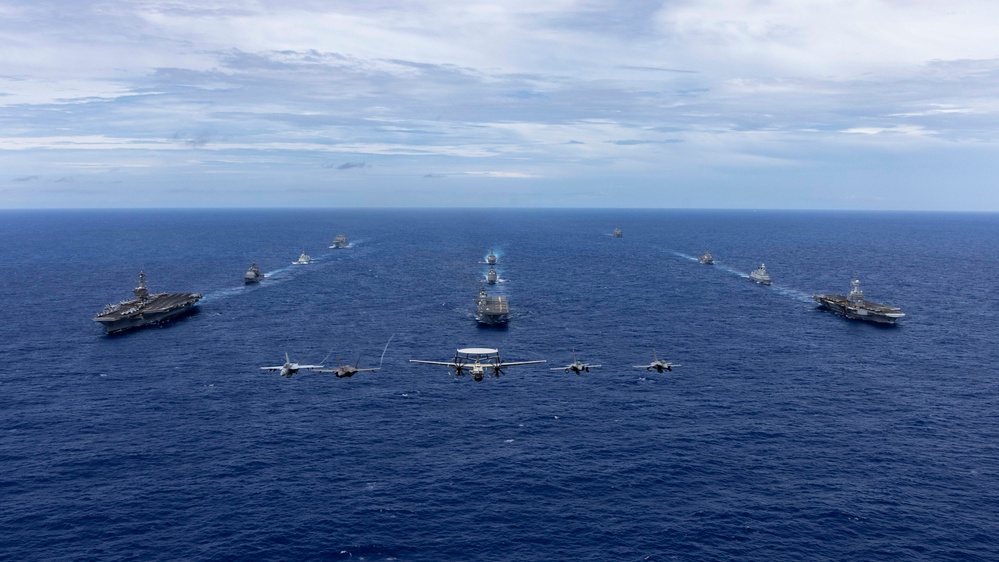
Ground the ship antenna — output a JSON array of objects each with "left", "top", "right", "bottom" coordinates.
[{"left": 133, "top": 271, "right": 150, "bottom": 301}]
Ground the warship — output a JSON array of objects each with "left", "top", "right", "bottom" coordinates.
[
  {"left": 94, "top": 272, "right": 202, "bottom": 334},
  {"left": 486, "top": 268, "right": 498, "bottom": 284},
  {"left": 475, "top": 286, "right": 509, "bottom": 325},
  {"left": 486, "top": 250, "right": 497, "bottom": 265},
  {"left": 244, "top": 263, "right": 263, "bottom": 284},
  {"left": 749, "top": 263, "right": 772, "bottom": 285},
  {"left": 813, "top": 277, "right": 905, "bottom": 324},
  {"left": 699, "top": 249, "right": 714, "bottom": 264},
  {"left": 329, "top": 234, "right": 349, "bottom": 249},
  {"left": 612, "top": 228, "right": 623, "bottom": 238},
  {"left": 294, "top": 251, "right": 312, "bottom": 265}
]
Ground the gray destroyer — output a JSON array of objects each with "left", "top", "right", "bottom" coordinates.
[
  {"left": 475, "top": 286, "right": 509, "bottom": 325},
  {"left": 813, "top": 277, "right": 905, "bottom": 324},
  {"left": 330, "top": 234, "right": 349, "bottom": 249},
  {"left": 244, "top": 263, "right": 263, "bottom": 284},
  {"left": 749, "top": 263, "right": 772, "bottom": 285},
  {"left": 94, "top": 272, "right": 202, "bottom": 334}
]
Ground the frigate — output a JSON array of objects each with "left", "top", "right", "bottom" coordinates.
[
  {"left": 749, "top": 263, "right": 772, "bottom": 285},
  {"left": 813, "top": 277, "right": 905, "bottom": 324},
  {"left": 612, "top": 228, "right": 623, "bottom": 238},
  {"left": 699, "top": 249, "right": 714, "bottom": 264},
  {"left": 486, "top": 268, "right": 498, "bottom": 284},
  {"left": 294, "top": 251, "right": 312, "bottom": 265},
  {"left": 486, "top": 250, "right": 497, "bottom": 265},
  {"left": 93, "top": 272, "right": 202, "bottom": 334}
]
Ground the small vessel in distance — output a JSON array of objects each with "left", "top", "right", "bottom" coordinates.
[
  {"left": 612, "top": 228, "right": 622, "bottom": 238},
  {"left": 699, "top": 249, "right": 714, "bottom": 264},
  {"left": 749, "top": 263, "right": 772, "bottom": 285},
  {"left": 475, "top": 286, "right": 509, "bottom": 325},
  {"left": 244, "top": 263, "right": 264, "bottom": 284},
  {"left": 486, "top": 250, "right": 497, "bottom": 265},
  {"left": 294, "top": 251, "right": 312, "bottom": 265},
  {"left": 329, "top": 234, "right": 349, "bottom": 249},
  {"left": 813, "top": 276, "right": 905, "bottom": 324},
  {"left": 486, "top": 268, "right": 498, "bottom": 284},
  {"left": 94, "top": 271, "right": 202, "bottom": 334}
]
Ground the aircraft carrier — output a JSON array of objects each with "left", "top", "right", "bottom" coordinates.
[
  {"left": 475, "top": 286, "right": 509, "bottom": 325},
  {"left": 813, "top": 277, "right": 905, "bottom": 324},
  {"left": 93, "top": 272, "right": 202, "bottom": 334}
]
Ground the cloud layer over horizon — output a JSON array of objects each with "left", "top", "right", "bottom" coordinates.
[{"left": 2, "top": 0, "right": 999, "bottom": 209}]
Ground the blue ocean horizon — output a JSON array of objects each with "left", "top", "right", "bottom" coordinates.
[{"left": 1, "top": 208, "right": 997, "bottom": 561}]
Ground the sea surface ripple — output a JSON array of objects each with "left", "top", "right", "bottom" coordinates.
[{"left": 1, "top": 209, "right": 998, "bottom": 561}]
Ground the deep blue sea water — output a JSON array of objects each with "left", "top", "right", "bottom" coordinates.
[{"left": 1, "top": 209, "right": 998, "bottom": 561}]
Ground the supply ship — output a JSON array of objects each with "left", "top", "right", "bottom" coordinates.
[
  {"left": 94, "top": 272, "right": 202, "bottom": 334},
  {"left": 813, "top": 277, "right": 905, "bottom": 324},
  {"left": 475, "top": 286, "right": 509, "bottom": 325}
]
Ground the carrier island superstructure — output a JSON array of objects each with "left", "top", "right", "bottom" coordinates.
[{"left": 93, "top": 272, "right": 202, "bottom": 334}]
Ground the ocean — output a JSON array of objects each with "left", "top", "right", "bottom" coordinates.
[{"left": 1, "top": 209, "right": 997, "bottom": 561}]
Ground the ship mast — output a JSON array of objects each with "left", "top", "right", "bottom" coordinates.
[
  {"left": 847, "top": 276, "right": 864, "bottom": 306},
  {"left": 133, "top": 271, "right": 150, "bottom": 301}
]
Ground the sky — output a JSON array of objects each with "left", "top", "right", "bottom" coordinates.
[{"left": 2, "top": 0, "right": 999, "bottom": 210}]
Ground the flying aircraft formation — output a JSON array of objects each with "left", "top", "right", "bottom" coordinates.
[{"left": 256, "top": 246, "right": 683, "bottom": 382}]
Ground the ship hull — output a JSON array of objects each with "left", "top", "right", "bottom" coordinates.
[{"left": 475, "top": 313, "right": 509, "bottom": 326}]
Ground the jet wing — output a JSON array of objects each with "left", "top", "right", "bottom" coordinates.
[
  {"left": 496, "top": 360, "right": 547, "bottom": 367},
  {"left": 296, "top": 365, "right": 324, "bottom": 370},
  {"left": 632, "top": 364, "right": 653, "bottom": 368},
  {"left": 354, "top": 368, "right": 381, "bottom": 372},
  {"left": 585, "top": 364, "right": 602, "bottom": 368},
  {"left": 409, "top": 360, "right": 459, "bottom": 367},
  {"left": 260, "top": 366, "right": 284, "bottom": 371}
]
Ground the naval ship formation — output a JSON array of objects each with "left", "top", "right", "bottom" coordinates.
[
  {"left": 476, "top": 249, "right": 508, "bottom": 325},
  {"left": 93, "top": 272, "right": 202, "bottom": 334}
]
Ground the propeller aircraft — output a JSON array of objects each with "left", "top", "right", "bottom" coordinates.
[
  {"left": 633, "top": 349, "right": 681, "bottom": 373},
  {"left": 410, "top": 347, "right": 545, "bottom": 382}
]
